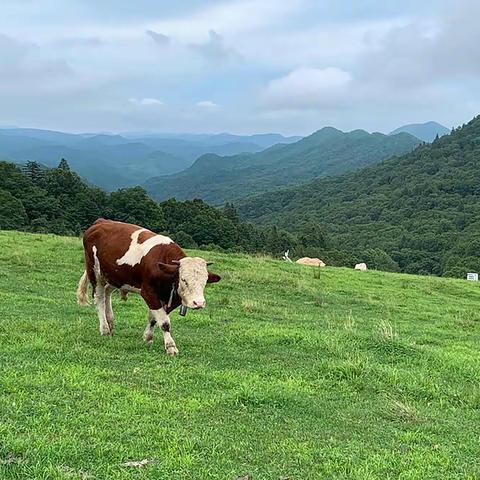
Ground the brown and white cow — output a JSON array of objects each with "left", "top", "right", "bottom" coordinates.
[{"left": 76, "top": 219, "right": 221, "bottom": 355}]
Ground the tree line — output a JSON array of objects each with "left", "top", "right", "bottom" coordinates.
[{"left": 0, "top": 159, "right": 350, "bottom": 262}]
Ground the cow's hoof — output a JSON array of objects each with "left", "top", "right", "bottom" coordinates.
[
  {"left": 143, "top": 332, "right": 154, "bottom": 344},
  {"left": 100, "top": 326, "right": 112, "bottom": 336},
  {"left": 165, "top": 344, "right": 179, "bottom": 356}
]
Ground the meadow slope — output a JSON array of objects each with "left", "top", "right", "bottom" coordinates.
[{"left": 1, "top": 231, "right": 480, "bottom": 479}]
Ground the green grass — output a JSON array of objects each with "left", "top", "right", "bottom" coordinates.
[{"left": 1, "top": 230, "right": 480, "bottom": 479}]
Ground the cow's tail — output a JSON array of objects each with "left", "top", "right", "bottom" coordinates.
[{"left": 76, "top": 270, "right": 90, "bottom": 306}]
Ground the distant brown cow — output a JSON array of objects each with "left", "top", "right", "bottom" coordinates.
[
  {"left": 77, "top": 219, "right": 221, "bottom": 355},
  {"left": 296, "top": 257, "right": 326, "bottom": 267}
]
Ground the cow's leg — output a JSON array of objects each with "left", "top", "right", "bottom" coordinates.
[
  {"left": 104, "top": 284, "right": 115, "bottom": 332},
  {"left": 92, "top": 245, "right": 110, "bottom": 336},
  {"left": 143, "top": 310, "right": 156, "bottom": 344},
  {"left": 95, "top": 282, "right": 110, "bottom": 335},
  {"left": 150, "top": 309, "right": 178, "bottom": 356}
]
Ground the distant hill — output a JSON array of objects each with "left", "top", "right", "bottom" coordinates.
[
  {"left": 389, "top": 121, "right": 450, "bottom": 142},
  {"left": 239, "top": 115, "right": 480, "bottom": 277},
  {"left": 145, "top": 127, "right": 421, "bottom": 204},
  {"left": 0, "top": 128, "right": 298, "bottom": 190},
  {"left": 124, "top": 132, "right": 302, "bottom": 149}
]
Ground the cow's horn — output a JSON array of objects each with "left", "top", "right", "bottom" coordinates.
[{"left": 171, "top": 260, "right": 181, "bottom": 265}]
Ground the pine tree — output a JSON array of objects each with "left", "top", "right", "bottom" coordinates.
[
  {"left": 22, "top": 161, "right": 44, "bottom": 185},
  {"left": 58, "top": 158, "right": 70, "bottom": 170}
]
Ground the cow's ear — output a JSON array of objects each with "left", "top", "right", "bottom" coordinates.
[
  {"left": 207, "top": 272, "right": 221, "bottom": 283},
  {"left": 158, "top": 262, "right": 179, "bottom": 277}
]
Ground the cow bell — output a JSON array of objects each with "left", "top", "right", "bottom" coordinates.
[{"left": 179, "top": 305, "right": 188, "bottom": 316}]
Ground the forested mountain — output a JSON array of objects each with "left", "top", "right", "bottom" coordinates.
[
  {"left": 145, "top": 127, "right": 420, "bottom": 204},
  {"left": 0, "top": 159, "right": 324, "bottom": 257},
  {"left": 239, "top": 115, "right": 480, "bottom": 277},
  {"left": 0, "top": 128, "right": 297, "bottom": 191},
  {"left": 389, "top": 121, "right": 450, "bottom": 142}
]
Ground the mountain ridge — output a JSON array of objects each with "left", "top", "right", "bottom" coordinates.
[
  {"left": 0, "top": 128, "right": 299, "bottom": 190},
  {"left": 389, "top": 121, "right": 450, "bottom": 142},
  {"left": 144, "top": 127, "right": 421, "bottom": 204}
]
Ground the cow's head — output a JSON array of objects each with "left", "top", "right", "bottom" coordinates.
[{"left": 160, "top": 257, "right": 220, "bottom": 309}]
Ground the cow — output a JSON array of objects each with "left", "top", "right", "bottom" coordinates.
[
  {"left": 296, "top": 257, "right": 326, "bottom": 267},
  {"left": 76, "top": 219, "right": 221, "bottom": 355},
  {"left": 355, "top": 263, "right": 368, "bottom": 271}
]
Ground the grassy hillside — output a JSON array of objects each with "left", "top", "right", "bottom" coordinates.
[
  {"left": 145, "top": 128, "right": 420, "bottom": 204},
  {"left": 1, "top": 230, "right": 480, "bottom": 479},
  {"left": 239, "top": 115, "right": 480, "bottom": 277}
]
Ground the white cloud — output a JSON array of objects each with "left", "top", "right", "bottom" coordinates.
[
  {"left": 196, "top": 100, "right": 219, "bottom": 108},
  {"left": 261, "top": 67, "right": 352, "bottom": 110},
  {"left": 129, "top": 97, "right": 164, "bottom": 106},
  {"left": 0, "top": 33, "right": 78, "bottom": 95}
]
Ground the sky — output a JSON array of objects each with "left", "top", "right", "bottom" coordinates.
[{"left": 0, "top": 0, "right": 479, "bottom": 135}]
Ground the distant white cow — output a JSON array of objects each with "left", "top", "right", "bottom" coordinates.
[
  {"left": 355, "top": 263, "right": 368, "bottom": 271},
  {"left": 296, "top": 257, "right": 326, "bottom": 267}
]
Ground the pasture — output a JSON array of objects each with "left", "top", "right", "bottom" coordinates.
[{"left": 1, "top": 230, "right": 480, "bottom": 479}]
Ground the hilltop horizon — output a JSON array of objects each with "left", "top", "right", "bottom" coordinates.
[{"left": 0, "top": 120, "right": 451, "bottom": 139}]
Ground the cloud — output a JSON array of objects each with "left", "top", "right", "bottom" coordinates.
[
  {"left": 196, "top": 100, "right": 219, "bottom": 108},
  {"left": 145, "top": 29, "right": 170, "bottom": 46},
  {"left": 261, "top": 67, "right": 352, "bottom": 110},
  {"left": 144, "top": 0, "right": 308, "bottom": 41},
  {"left": 55, "top": 36, "right": 104, "bottom": 48},
  {"left": 129, "top": 97, "right": 164, "bottom": 106},
  {"left": 357, "top": 0, "right": 480, "bottom": 87},
  {"left": 257, "top": 1, "right": 480, "bottom": 131},
  {"left": 0, "top": 33, "right": 75, "bottom": 94},
  {"left": 0, "top": 0, "right": 478, "bottom": 135},
  {"left": 189, "top": 30, "right": 241, "bottom": 62}
]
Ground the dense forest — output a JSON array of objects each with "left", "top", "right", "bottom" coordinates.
[
  {"left": 0, "top": 159, "right": 348, "bottom": 262},
  {"left": 239, "top": 115, "right": 480, "bottom": 277},
  {"left": 145, "top": 127, "right": 420, "bottom": 204}
]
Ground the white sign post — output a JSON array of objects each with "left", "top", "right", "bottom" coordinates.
[{"left": 467, "top": 273, "right": 478, "bottom": 281}]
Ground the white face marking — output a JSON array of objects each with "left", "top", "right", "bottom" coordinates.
[
  {"left": 177, "top": 257, "right": 209, "bottom": 309},
  {"left": 116, "top": 228, "right": 173, "bottom": 266}
]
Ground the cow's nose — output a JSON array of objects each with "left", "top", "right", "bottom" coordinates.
[{"left": 193, "top": 299, "right": 206, "bottom": 309}]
